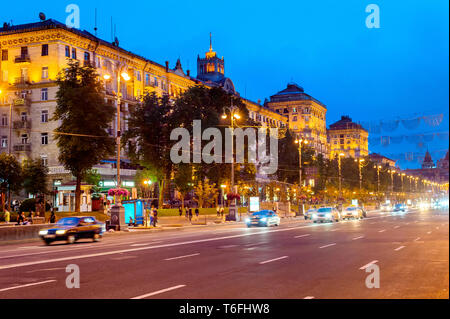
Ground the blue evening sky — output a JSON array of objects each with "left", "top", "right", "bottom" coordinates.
[{"left": 1, "top": 0, "right": 448, "bottom": 168}]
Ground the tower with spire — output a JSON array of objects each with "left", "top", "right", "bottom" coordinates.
[
  {"left": 422, "top": 150, "right": 435, "bottom": 169},
  {"left": 197, "top": 33, "right": 225, "bottom": 82}
]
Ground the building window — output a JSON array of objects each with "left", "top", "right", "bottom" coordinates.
[
  {"left": 65, "top": 46, "right": 70, "bottom": 58},
  {"left": 41, "top": 88, "right": 48, "bottom": 101},
  {"left": 2, "top": 70, "right": 7, "bottom": 82},
  {"left": 292, "top": 107, "right": 297, "bottom": 113},
  {"left": 96, "top": 56, "right": 101, "bottom": 68},
  {"left": 292, "top": 116, "right": 297, "bottom": 122},
  {"left": 21, "top": 134, "right": 28, "bottom": 144},
  {"left": 41, "top": 44, "right": 48, "bottom": 56},
  {"left": 1, "top": 49, "right": 7, "bottom": 61},
  {"left": 21, "top": 46, "right": 28, "bottom": 56},
  {"left": 42, "top": 67, "right": 48, "bottom": 79},
  {"left": 1, "top": 136, "right": 7, "bottom": 148},
  {"left": 145, "top": 73, "right": 150, "bottom": 86},
  {"left": 72, "top": 48, "right": 77, "bottom": 59},
  {"left": 21, "top": 112, "right": 27, "bottom": 122},
  {"left": 136, "top": 71, "right": 141, "bottom": 81},
  {"left": 41, "top": 110, "right": 49, "bottom": 123},
  {"left": 1, "top": 114, "right": 7, "bottom": 126},
  {"left": 41, "top": 133, "right": 48, "bottom": 145},
  {"left": 84, "top": 52, "right": 90, "bottom": 62},
  {"left": 41, "top": 155, "right": 48, "bottom": 166}
]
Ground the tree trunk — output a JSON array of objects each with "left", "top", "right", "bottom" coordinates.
[
  {"left": 1, "top": 191, "right": 5, "bottom": 212},
  {"left": 181, "top": 192, "right": 185, "bottom": 211},
  {"left": 158, "top": 179, "right": 165, "bottom": 208},
  {"left": 75, "top": 175, "right": 81, "bottom": 213}
]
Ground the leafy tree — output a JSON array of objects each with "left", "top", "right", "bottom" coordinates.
[
  {"left": 0, "top": 153, "right": 23, "bottom": 211},
  {"left": 173, "top": 164, "right": 194, "bottom": 210},
  {"left": 123, "top": 92, "right": 173, "bottom": 207},
  {"left": 53, "top": 60, "right": 115, "bottom": 212},
  {"left": 22, "top": 158, "right": 49, "bottom": 196},
  {"left": 84, "top": 168, "right": 102, "bottom": 195},
  {"left": 193, "top": 179, "right": 218, "bottom": 208}
]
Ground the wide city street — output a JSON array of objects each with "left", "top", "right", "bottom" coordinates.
[{"left": 0, "top": 207, "right": 447, "bottom": 299}]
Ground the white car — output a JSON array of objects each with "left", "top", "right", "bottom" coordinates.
[
  {"left": 304, "top": 208, "right": 317, "bottom": 220},
  {"left": 311, "top": 207, "right": 340, "bottom": 223},
  {"left": 246, "top": 210, "right": 281, "bottom": 227}
]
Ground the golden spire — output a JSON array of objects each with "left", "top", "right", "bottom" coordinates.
[{"left": 209, "top": 32, "right": 212, "bottom": 52}]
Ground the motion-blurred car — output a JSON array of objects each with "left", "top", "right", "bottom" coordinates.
[
  {"left": 380, "top": 203, "right": 393, "bottom": 212},
  {"left": 342, "top": 206, "right": 364, "bottom": 220},
  {"left": 392, "top": 203, "right": 407, "bottom": 213},
  {"left": 39, "top": 216, "right": 105, "bottom": 245},
  {"left": 245, "top": 210, "right": 280, "bottom": 227},
  {"left": 311, "top": 207, "right": 340, "bottom": 223},
  {"left": 304, "top": 208, "right": 317, "bottom": 220}
]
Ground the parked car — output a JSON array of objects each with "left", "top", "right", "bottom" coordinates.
[
  {"left": 39, "top": 216, "right": 105, "bottom": 245},
  {"left": 311, "top": 207, "right": 340, "bottom": 223},
  {"left": 342, "top": 206, "right": 364, "bottom": 220},
  {"left": 245, "top": 210, "right": 280, "bottom": 227}
]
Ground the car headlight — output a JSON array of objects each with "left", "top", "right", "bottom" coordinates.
[
  {"left": 260, "top": 217, "right": 267, "bottom": 222},
  {"left": 39, "top": 230, "right": 48, "bottom": 236},
  {"left": 56, "top": 229, "right": 67, "bottom": 235},
  {"left": 245, "top": 218, "right": 250, "bottom": 223},
  {"left": 325, "top": 213, "right": 331, "bottom": 218},
  {"left": 312, "top": 214, "right": 317, "bottom": 219},
  {"left": 353, "top": 211, "right": 358, "bottom": 215}
]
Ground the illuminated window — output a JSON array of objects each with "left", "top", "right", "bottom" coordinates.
[{"left": 42, "top": 66, "right": 48, "bottom": 79}]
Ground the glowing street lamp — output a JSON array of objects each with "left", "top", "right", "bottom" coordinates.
[
  {"left": 338, "top": 153, "right": 345, "bottom": 198},
  {"left": 295, "top": 138, "right": 309, "bottom": 189},
  {"left": 355, "top": 158, "right": 365, "bottom": 191}
]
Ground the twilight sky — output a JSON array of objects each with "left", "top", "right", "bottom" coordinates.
[{"left": 1, "top": 0, "right": 448, "bottom": 168}]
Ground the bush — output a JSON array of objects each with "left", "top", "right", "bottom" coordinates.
[{"left": 19, "top": 198, "right": 51, "bottom": 213}]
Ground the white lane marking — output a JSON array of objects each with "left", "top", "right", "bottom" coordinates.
[
  {"left": 393, "top": 226, "right": 400, "bottom": 229},
  {"left": 130, "top": 241, "right": 163, "bottom": 247},
  {"left": 294, "top": 234, "right": 311, "bottom": 238},
  {"left": 427, "top": 231, "right": 432, "bottom": 234},
  {"left": 414, "top": 237, "right": 421, "bottom": 241},
  {"left": 304, "top": 296, "right": 315, "bottom": 299},
  {"left": 319, "top": 243, "right": 336, "bottom": 249},
  {"left": 259, "top": 256, "right": 288, "bottom": 264},
  {"left": 164, "top": 253, "right": 200, "bottom": 261},
  {"left": 352, "top": 236, "right": 365, "bottom": 240},
  {"left": 219, "top": 245, "right": 238, "bottom": 249},
  {"left": 131, "top": 284, "right": 186, "bottom": 299},
  {"left": 0, "top": 279, "right": 56, "bottom": 292},
  {"left": 359, "top": 260, "right": 378, "bottom": 270},
  {"left": 18, "top": 246, "right": 45, "bottom": 249},
  {"left": 0, "top": 213, "right": 406, "bottom": 271},
  {"left": 394, "top": 246, "right": 405, "bottom": 251},
  {"left": 378, "top": 229, "right": 386, "bottom": 233},
  {"left": 436, "top": 227, "right": 439, "bottom": 230},
  {"left": 26, "top": 267, "right": 64, "bottom": 273},
  {"left": 329, "top": 229, "right": 338, "bottom": 232}
]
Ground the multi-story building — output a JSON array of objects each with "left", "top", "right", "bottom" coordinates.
[
  {"left": 405, "top": 150, "right": 449, "bottom": 185},
  {"left": 327, "top": 115, "right": 369, "bottom": 159},
  {"left": 369, "top": 153, "right": 397, "bottom": 168},
  {"left": 0, "top": 18, "right": 286, "bottom": 200},
  {"left": 264, "top": 83, "right": 328, "bottom": 157}
]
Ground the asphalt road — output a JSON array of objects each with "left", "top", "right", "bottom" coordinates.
[{"left": 0, "top": 207, "right": 448, "bottom": 299}]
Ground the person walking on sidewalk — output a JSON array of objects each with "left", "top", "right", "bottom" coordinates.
[
  {"left": 179, "top": 206, "right": 182, "bottom": 217},
  {"left": 152, "top": 207, "right": 158, "bottom": 227},
  {"left": 195, "top": 208, "right": 199, "bottom": 220},
  {"left": 220, "top": 206, "right": 224, "bottom": 219},
  {"left": 188, "top": 207, "right": 193, "bottom": 222},
  {"left": 185, "top": 206, "right": 189, "bottom": 219},
  {"left": 49, "top": 209, "right": 56, "bottom": 224},
  {"left": 216, "top": 205, "right": 220, "bottom": 217}
]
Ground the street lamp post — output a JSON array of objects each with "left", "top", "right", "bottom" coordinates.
[
  {"left": 374, "top": 165, "right": 381, "bottom": 193},
  {"left": 401, "top": 173, "right": 406, "bottom": 193},
  {"left": 355, "top": 158, "right": 364, "bottom": 192},
  {"left": 387, "top": 169, "right": 395, "bottom": 193},
  {"left": 103, "top": 68, "right": 130, "bottom": 204},
  {"left": 221, "top": 102, "right": 240, "bottom": 194},
  {"left": 294, "top": 137, "right": 309, "bottom": 190},
  {"left": 338, "top": 153, "right": 345, "bottom": 199}
]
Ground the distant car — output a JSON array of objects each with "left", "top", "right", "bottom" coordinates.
[
  {"left": 311, "top": 207, "right": 340, "bottom": 223},
  {"left": 431, "top": 201, "right": 441, "bottom": 210},
  {"left": 342, "top": 206, "right": 364, "bottom": 220},
  {"left": 39, "top": 216, "right": 105, "bottom": 245},
  {"left": 392, "top": 203, "right": 406, "bottom": 213},
  {"left": 304, "top": 208, "right": 317, "bottom": 220},
  {"left": 380, "top": 203, "right": 393, "bottom": 212},
  {"left": 246, "top": 210, "right": 280, "bottom": 227}
]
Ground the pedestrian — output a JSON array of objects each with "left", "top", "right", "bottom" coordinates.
[
  {"left": 216, "top": 205, "right": 220, "bottom": 217},
  {"left": 4, "top": 209, "right": 10, "bottom": 223},
  {"left": 179, "top": 206, "right": 182, "bottom": 217},
  {"left": 49, "top": 209, "right": 56, "bottom": 224},
  {"left": 220, "top": 206, "right": 224, "bottom": 218},
  {"left": 152, "top": 207, "right": 158, "bottom": 227},
  {"left": 16, "top": 211, "right": 24, "bottom": 225},
  {"left": 21, "top": 212, "right": 29, "bottom": 225},
  {"left": 188, "top": 207, "right": 193, "bottom": 222},
  {"left": 185, "top": 206, "right": 189, "bottom": 219},
  {"left": 195, "top": 208, "right": 199, "bottom": 220},
  {"left": 149, "top": 208, "right": 154, "bottom": 226}
]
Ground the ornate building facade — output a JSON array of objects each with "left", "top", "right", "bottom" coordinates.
[
  {"left": 264, "top": 83, "right": 328, "bottom": 157},
  {"left": 0, "top": 18, "right": 287, "bottom": 197},
  {"left": 327, "top": 115, "right": 369, "bottom": 159}
]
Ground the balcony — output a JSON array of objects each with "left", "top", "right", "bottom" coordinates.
[
  {"left": 13, "top": 143, "right": 31, "bottom": 152},
  {"left": 13, "top": 120, "right": 32, "bottom": 130},
  {"left": 14, "top": 54, "right": 31, "bottom": 64},
  {"left": 14, "top": 77, "right": 31, "bottom": 87},
  {"left": 13, "top": 97, "right": 32, "bottom": 107}
]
